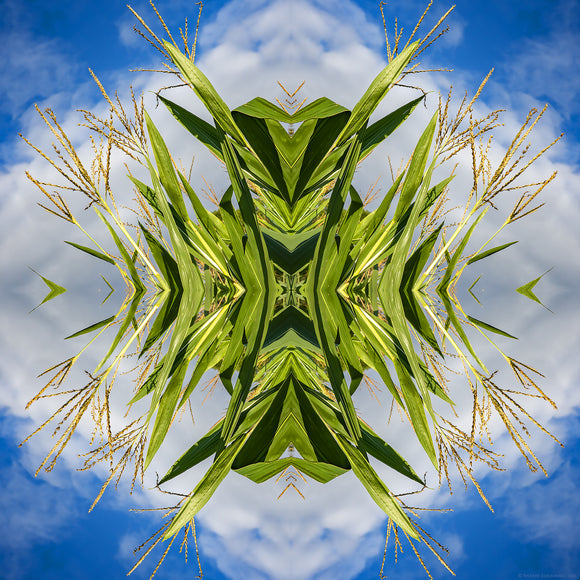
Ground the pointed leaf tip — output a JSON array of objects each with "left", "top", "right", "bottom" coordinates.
[
  {"left": 29, "top": 267, "right": 67, "bottom": 311},
  {"left": 516, "top": 268, "right": 554, "bottom": 311}
]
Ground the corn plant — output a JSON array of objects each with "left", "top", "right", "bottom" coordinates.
[{"left": 22, "top": 2, "right": 563, "bottom": 577}]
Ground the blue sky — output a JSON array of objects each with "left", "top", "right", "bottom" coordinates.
[{"left": 1, "top": 0, "right": 579, "bottom": 579}]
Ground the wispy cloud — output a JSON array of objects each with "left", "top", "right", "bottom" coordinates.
[
  {"left": 0, "top": 32, "right": 77, "bottom": 121},
  {"left": 501, "top": 0, "right": 580, "bottom": 121},
  {"left": 0, "top": 451, "right": 79, "bottom": 579}
]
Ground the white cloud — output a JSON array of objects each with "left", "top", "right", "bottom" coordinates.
[
  {"left": 0, "top": 32, "right": 76, "bottom": 119},
  {"left": 501, "top": 457, "right": 580, "bottom": 551},
  {"left": 0, "top": 460, "right": 78, "bottom": 549},
  {"left": 0, "top": 454, "right": 86, "bottom": 579},
  {"left": 502, "top": 6, "right": 580, "bottom": 123}
]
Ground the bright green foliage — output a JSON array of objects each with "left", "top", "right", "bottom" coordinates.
[
  {"left": 23, "top": 7, "right": 561, "bottom": 576},
  {"left": 120, "top": 41, "right": 443, "bottom": 541}
]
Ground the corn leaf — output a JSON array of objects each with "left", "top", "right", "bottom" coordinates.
[
  {"left": 467, "top": 315, "right": 518, "bottom": 339},
  {"left": 233, "top": 96, "right": 349, "bottom": 122},
  {"left": 360, "top": 95, "right": 424, "bottom": 159},
  {"left": 467, "top": 241, "right": 518, "bottom": 265},
  {"left": 235, "top": 458, "right": 347, "bottom": 484},
  {"left": 336, "top": 42, "right": 419, "bottom": 147},
  {"left": 29, "top": 268, "right": 67, "bottom": 308},
  {"left": 360, "top": 426, "right": 424, "bottom": 485},
  {"left": 159, "top": 95, "right": 223, "bottom": 159},
  {"left": 65, "top": 316, "right": 115, "bottom": 340},
  {"left": 163, "top": 431, "right": 251, "bottom": 539},
  {"left": 334, "top": 432, "right": 418, "bottom": 539},
  {"left": 159, "top": 424, "right": 222, "bottom": 485},
  {"left": 64, "top": 241, "right": 115, "bottom": 264},
  {"left": 516, "top": 270, "right": 553, "bottom": 311},
  {"left": 95, "top": 208, "right": 145, "bottom": 294},
  {"left": 393, "top": 111, "right": 438, "bottom": 221},
  {"left": 164, "top": 42, "right": 247, "bottom": 146}
]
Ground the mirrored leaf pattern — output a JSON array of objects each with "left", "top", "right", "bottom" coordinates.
[{"left": 21, "top": 3, "right": 563, "bottom": 577}]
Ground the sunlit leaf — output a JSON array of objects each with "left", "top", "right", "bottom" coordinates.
[{"left": 29, "top": 268, "right": 67, "bottom": 310}]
